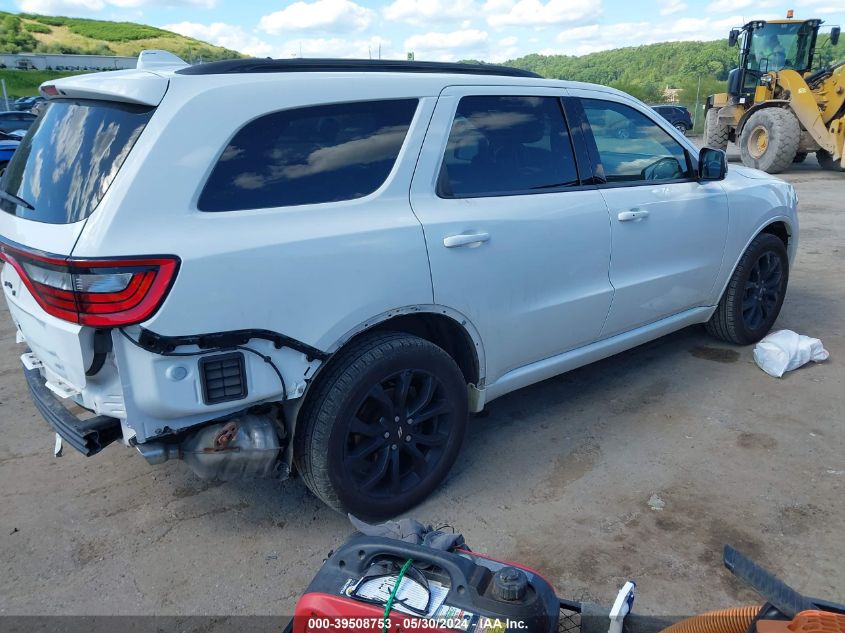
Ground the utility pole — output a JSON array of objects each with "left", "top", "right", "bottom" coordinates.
[
  {"left": 1, "top": 79, "right": 8, "bottom": 111},
  {"left": 693, "top": 75, "right": 702, "bottom": 129}
]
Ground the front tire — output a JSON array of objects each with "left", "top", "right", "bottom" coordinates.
[
  {"left": 704, "top": 107, "right": 729, "bottom": 150},
  {"left": 738, "top": 108, "right": 800, "bottom": 174},
  {"left": 294, "top": 331, "right": 468, "bottom": 519},
  {"left": 674, "top": 122, "right": 688, "bottom": 135},
  {"left": 706, "top": 233, "right": 789, "bottom": 345}
]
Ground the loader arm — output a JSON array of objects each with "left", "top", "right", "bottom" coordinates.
[{"left": 775, "top": 69, "right": 836, "bottom": 154}]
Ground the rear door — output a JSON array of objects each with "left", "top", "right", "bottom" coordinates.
[
  {"left": 567, "top": 92, "right": 729, "bottom": 337},
  {"left": 410, "top": 86, "right": 614, "bottom": 384}
]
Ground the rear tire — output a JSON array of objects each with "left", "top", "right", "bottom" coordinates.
[
  {"left": 738, "top": 108, "right": 800, "bottom": 174},
  {"left": 704, "top": 107, "right": 729, "bottom": 150},
  {"left": 674, "top": 122, "right": 688, "bottom": 135},
  {"left": 706, "top": 233, "right": 789, "bottom": 345},
  {"left": 816, "top": 149, "right": 843, "bottom": 172},
  {"left": 294, "top": 331, "right": 468, "bottom": 519}
]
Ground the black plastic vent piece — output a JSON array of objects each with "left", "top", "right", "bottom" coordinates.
[
  {"left": 200, "top": 352, "right": 247, "bottom": 405},
  {"left": 176, "top": 58, "right": 541, "bottom": 78}
]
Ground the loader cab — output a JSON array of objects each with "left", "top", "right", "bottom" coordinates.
[{"left": 727, "top": 19, "right": 822, "bottom": 102}]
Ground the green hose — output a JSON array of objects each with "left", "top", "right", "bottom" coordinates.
[{"left": 383, "top": 559, "right": 414, "bottom": 633}]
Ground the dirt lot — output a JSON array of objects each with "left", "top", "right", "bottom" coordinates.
[{"left": 1, "top": 149, "right": 843, "bottom": 622}]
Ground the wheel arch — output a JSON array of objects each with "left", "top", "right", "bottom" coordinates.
[
  {"left": 282, "top": 306, "right": 485, "bottom": 473},
  {"left": 710, "top": 217, "right": 796, "bottom": 315}
]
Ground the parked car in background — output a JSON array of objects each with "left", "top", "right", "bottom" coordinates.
[
  {"left": 0, "top": 111, "right": 36, "bottom": 134},
  {"left": 0, "top": 57, "right": 797, "bottom": 519},
  {"left": 650, "top": 104, "right": 693, "bottom": 134},
  {"left": 12, "top": 96, "right": 45, "bottom": 112},
  {"left": 0, "top": 132, "right": 20, "bottom": 177}
]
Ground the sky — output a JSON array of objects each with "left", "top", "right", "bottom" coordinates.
[{"left": 2, "top": 0, "right": 845, "bottom": 62}]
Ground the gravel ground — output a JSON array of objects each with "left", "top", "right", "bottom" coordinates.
[{"left": 1, "top": 149, "right": 843, "bottom": 623}]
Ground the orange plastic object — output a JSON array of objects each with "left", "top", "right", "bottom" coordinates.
[
  {"left": 758, "top": 611, "right": 845, "bottom": 633},
  {"left": 660, "top": 606, "right": 761, "bottom": 633}
]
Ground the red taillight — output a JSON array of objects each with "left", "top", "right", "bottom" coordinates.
[
  {"left": 0, "top": 241, "right": 179, "bottom": 327},
  {"left": 41, "top": 84, "right": 59, "bottom": 97}
]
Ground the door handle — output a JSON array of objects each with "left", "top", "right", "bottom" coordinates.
[
  {"left": 443, "top": 232, "right": 490, "bottom": 248},
  {"left": 617, "top": 209, "right": 650, "bottom": 222}
]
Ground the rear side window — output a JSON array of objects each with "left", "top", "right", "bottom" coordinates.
[
  {"left": 438, "top": 96, "right": 579, "bottom": 198},
  {"left": 1, "top": 99, "right": 153, "bottom": 224},
  {"left": 198, "top": 99, "right": 418, "bottom": 212}
]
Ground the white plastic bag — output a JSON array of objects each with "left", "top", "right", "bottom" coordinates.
[{"left": 753, "top": 329, "right": 829, "bottom": 378}]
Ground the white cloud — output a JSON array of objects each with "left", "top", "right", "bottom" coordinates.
[
  {"left": 163, "top": 21, "right": 273, "bottom": 57},
  {"left": 499, "top": 35, "right": 518, "bottom": 46},
  {"left": 404, "top": 28, "right": 489, "bottom": 61},
  {"left": 17, "top": 0, "right": 214, "bottom": 11},
  {"left": 553, "top": 15, "right": 745, "bottom": 55},
  {"left": 259, "top": 0, "right": 374, "bottom": 34},
  {"left": 707, "top": 0, "right": 777, "bottom": 13},
  {"left": 798, "top": 0, "right": 845, "bottom": 13},
  {"left": 383, "top": 0, "right": 478, "bottom": 25},
  {"left": 485, "top": 0, "right": 602, "bottom": 28},
  {"left": 278, "top": 36, "right": 392, "bottom": 59},
  {"left": 658, "top": 0, "right": 686, "bottom": 16}
]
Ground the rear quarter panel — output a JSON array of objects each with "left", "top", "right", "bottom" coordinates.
[{"left": 71, "top": 75, "right": 439, "bottom": 353}]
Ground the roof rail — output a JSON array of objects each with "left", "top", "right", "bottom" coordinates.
[{"left": 176, "top": 58, "right": 540, "bottom": 78}]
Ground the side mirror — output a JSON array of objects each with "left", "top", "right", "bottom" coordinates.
[
  {"left": 699, "top": 147, "right": 727, "bottom": 181},
  {"left": 832, "top": 27, "right": 841, "bottom": 47},
  {"left": 729, "top": 29, "right": 741, "bottom": 47}
]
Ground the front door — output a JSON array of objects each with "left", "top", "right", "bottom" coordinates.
[{"left": 569, "top": 93, "right": 729, "bottom": 337}]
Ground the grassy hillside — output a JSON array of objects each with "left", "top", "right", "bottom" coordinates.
[
  {"left": 504, "top": 36, "right": 843, "bottom": 105},
  {"left": 0, "top": 12, "right": 242, "bottom": 62}
]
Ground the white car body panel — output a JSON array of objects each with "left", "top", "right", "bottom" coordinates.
[{"left": 0, "top": 65, "right": 799, "bottom": 452}]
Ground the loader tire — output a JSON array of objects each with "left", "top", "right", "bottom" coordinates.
[
  {"left": 816, "top": 149, "right": 843, "bottom": 172},
  {"left": 739, "top": 108, "right": 800, "bottom": 174},
  {"left": 704, "top": 107, "right": 730, "bottom": 150}
]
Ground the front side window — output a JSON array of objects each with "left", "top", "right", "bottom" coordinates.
[
  {"left": 438, "top": 95, "right": 579, "bottom": 198},
  {"left": 198, "top": 99, "right": 418, "bottom": 212},
  {"left": 581, "top": 99, "right": 692, "bottom": 183}
]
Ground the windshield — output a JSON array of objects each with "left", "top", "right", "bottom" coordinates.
[
  {"left": 747, "top": 22, "right": 815, "bottom": 72},
  {"left": 0, "top": 99, "right": 153, "bottom": 224}
]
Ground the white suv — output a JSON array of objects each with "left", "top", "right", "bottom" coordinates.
[{"left": 0, "top": 54, "right": 797, "bottom": 519}]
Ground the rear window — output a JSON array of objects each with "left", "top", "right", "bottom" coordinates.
[
  {"left": 0, "top": 99, "right": 153, "bottom": 225},
  {"left": 198, "top": 99, "right": 418, "bottom": 212}
]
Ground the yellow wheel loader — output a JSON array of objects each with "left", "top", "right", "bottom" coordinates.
[{"left": 705, "top": 14, "right": 844, "bottom": 173}]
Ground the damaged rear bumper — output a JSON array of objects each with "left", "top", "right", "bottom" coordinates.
[{"left": 23, "top": 366, "right": 122, "bottom": 457}]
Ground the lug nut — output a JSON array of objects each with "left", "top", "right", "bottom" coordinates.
[
  {"left": 394, "top": 416, "right": 400, "bottom": 422},
  {"left": 383, "top": 432, "right": 390, "bottom": 439},
  {"left": 391, "top": 444, "right": 397, "bottom": 450},
  {"left": 405, "top": 435, "right": 411, "bottom": 442},
  {"left": 407, "top": 418, "right": 414, "bottom": 425}
]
